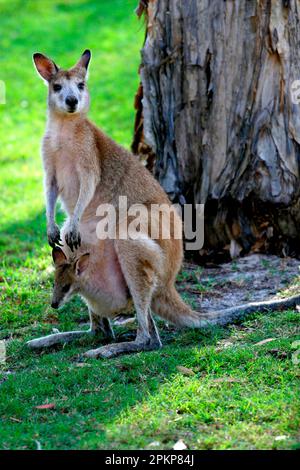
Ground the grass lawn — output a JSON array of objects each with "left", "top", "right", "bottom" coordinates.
[{"left": 0, "top": 0, "right": 299, "bottom": 450}]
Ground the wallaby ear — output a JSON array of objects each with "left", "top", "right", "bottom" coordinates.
[
  {"left": 33, "top": 53, "right": 59, "bottom": 82},
  {"left": 75, "top": 253, "right": 90, "bottom": 276},
  {"left": 52, "top": 247, "right": 67, "bottom": 266},
  {"left": 76, "top": 49, "right": 91, "bottom": 71}
]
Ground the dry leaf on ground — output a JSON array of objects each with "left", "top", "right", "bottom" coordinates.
[
  {"left": 176, "top": 366, "right": 195, "bottom": 376},
  {"left": 254, "top": 338, "right": 275, "bottom": 346},
  {"left": 35, "top": 403, "right": 56, "bottom": 410}
]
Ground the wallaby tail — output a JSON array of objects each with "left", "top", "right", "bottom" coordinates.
[
  {"left": 152, "top": 288, "right": 300, "bottom": 328},
  {"left": 152, "top": 287, "right": 210, "bottom": 328}
]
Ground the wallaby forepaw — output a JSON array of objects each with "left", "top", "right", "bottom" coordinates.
[
  {"left": 47, "top": 224, "right": 62, "bottom": 248},
  {"left": 65, "top": 227, "right": 81, "bottom": 251}
]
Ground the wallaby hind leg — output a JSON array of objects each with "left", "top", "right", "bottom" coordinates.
[
  {"left": 84, "top": 238, "right": 162, "bottom": 359},
  {"left": 90, "top": 311, "right": 115, "bottom": 340},
  {"left": 84, "top": 313, "right": 160, "bottom": 358},
  {"left": 27, "top": 329, "right": 93, "bottom": 350},
  {"left": 27, "top": 309, "right": 113, "bottom": 350}
]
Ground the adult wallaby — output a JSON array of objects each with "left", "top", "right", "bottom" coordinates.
[
  {"left": 30, "top": 50, "right": 300, "bottom": 358},
  {"left": 31, "top": 50, "right": 204, "bottom": 357}
]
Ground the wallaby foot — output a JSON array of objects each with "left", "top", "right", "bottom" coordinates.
[
  {"left": 27, "top": 329, "right": 92, "bottom": 349},
  {"left": 84, "top": 315, "right": 162, "bottom": 359},
  {"left": 27, "top": 317, "right": 114, "bottom": 350},
  {"left": 83, "top": 338, "right": 161, "bottom": 359}
]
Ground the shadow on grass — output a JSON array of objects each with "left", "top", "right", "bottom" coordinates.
[
  {"left": 3, "top": 309, "right": 298, "bottom": 450},
  {"left": 0, "top": 209, "right": 69, "bottom": 332},
  {"left": 0, "top": 210, "right": 47, "bottom": 263},
  {"left": 1, "top": 319, "right": 230, "bottom": 449},
  {"left": 0, "top": 207, "right": 67, "bottom": 265}
]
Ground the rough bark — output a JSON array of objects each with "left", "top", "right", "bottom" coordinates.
[{"left": 133, "top": 0, "right": 300, "bottom": 260}]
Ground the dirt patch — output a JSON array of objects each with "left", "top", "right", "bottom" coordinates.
[{"left": 177, "top": 254, "right": 300, "bottom": 313}]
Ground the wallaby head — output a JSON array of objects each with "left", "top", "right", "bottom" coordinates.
[
  {"left": 51, "top": 247, "right": 90, "bottom": 309},
  {"left": 33, "top": 50, "right": 91, "bottom": 115}
]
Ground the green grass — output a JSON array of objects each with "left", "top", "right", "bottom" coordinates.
[
  {"left": 0, "top": 312, "right": 299, "bottom": 450},
  {"left": 0, "top": 0, "right": 299, "bottom": 451}
]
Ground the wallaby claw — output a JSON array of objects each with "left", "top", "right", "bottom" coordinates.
[
  {"left": 47, "top": 224, "right": 62, "bottom": 248},
  {"left": 65, "top": 228, "right": 81, "bottom": 252}
]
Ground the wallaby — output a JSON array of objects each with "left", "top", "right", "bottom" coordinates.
[
  {"left": 30, "top": 49, "right": 202, "bottom": 357},
  {"left": 29, "top": 50, "right": 300, "bottom": 358}
]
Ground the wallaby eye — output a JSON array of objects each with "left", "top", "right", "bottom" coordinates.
[
  {"left": 62, "top": 284, "right": 71, "bottom": 294},
  {"left": 77, "top": 82, "right": 85, "bottom": 91},
  {"left": 53, "top": 84, "right": 62, "bottom": 92}
]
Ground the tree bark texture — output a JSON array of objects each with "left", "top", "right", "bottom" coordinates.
[{"left": 133, "top": 0, "right": 300, "bottom": 260}]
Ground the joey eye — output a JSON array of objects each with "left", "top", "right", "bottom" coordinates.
[
  {"left": 77, "top": 82, "right": 85, "bottom": 91},
  {"left": 62, "top": 284, "right": 71, "bottom": 294},
  {"left": 53, "top": 84, "right": 62, "bottom": 92}
]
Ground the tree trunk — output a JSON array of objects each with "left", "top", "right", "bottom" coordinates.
[{"left": 133, "top": 0, "right": 300, "bottom": 261}]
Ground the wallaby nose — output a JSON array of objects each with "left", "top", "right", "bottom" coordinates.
[
  {"left": 65, "top": 96, "right": 78, "bottom": 108},
  {"left": 51, "top": 301, "right": 59, "bottom": 309}
]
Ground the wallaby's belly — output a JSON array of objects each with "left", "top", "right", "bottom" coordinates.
[{"left": 84, "top": 240, "right": 130, "bottom": 318}]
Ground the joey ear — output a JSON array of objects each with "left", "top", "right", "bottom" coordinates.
[
  {"left": 33, "top": 53, "right": 59, "bottom": 82},
  {"left": 76, "top": 49, "right": 91, "bottom": 71},
  {"left": 75, "top": 253, "right": 90, "bottom": 276},
  {"left": 52, "top": 247, "right": 67, "bottom": 266}
]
